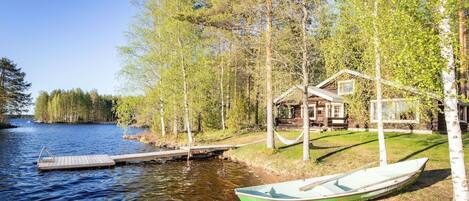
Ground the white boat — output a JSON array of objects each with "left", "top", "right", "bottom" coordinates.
[{"left": 235, "top": 158, "right": 428, "bottom": 201}]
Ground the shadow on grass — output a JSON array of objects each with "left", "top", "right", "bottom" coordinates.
[
  {"left": 278, "top": 131, "right": 359, "bottom": 150},
  {"left": 380, "top": 168, "right": 451, "bottom": 200},
  {"left": 398, "top": 140, "right": 447, "bottom": 162},
  {"left": 315, "top": 133, "right": 411, "bottom": 162}
]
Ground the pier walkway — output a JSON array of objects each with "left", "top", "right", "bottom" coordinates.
[{"left": 37, "top": 145, "right": 237, "bottom": 171}]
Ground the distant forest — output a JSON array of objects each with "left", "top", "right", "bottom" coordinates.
[{"left": 34, "top": 89, "right": 117, "bottom": 123}]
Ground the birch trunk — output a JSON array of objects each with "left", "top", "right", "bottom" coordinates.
[
  {"left": 438, "top": 1, "right": 469, "bottom": 200},
  {"left": 220, "top": 58, "right": 226, "bottom": 130},
  {"left": 301, "top": 1, "right": 310, "bottom": 161},
  {"left": 177, "top": 37, "right": 193, "bottom": 145},
  {"left": 373, "top": 0, "right": 387, "bottom": 166},
  {"left": 459, "top": 6, "right": 467, "bottom": 98},
  {"left": 173, "top": 103, "right": 178, "bottom": 135},
  {"left": 159, "top": 97, "right": 166, "bottom": 136},
  {"left": 265, "top": 0, "right": 275, "bottom": 149}
]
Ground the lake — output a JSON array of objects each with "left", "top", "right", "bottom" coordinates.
[{"left": 0, "top": 119, "right": 264, "bottom": 200}]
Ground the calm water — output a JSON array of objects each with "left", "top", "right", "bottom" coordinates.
[{"left": 0, "top": 119, "right": 264, "bottom": 200}]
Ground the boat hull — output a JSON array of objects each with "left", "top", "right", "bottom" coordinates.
[{"left": 236, "top": 159, "right": 426, "bottom": 201}]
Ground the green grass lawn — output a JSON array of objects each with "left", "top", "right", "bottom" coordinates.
[{"left": 210, "top": 130, "right": 469, "bottom": 201}]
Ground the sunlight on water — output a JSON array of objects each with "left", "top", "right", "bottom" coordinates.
[{"left": 0, "top": 119, "right": 262, "bottom": 200}]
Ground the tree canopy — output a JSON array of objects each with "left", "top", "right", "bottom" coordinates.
[{"left": 34, "top": 89, "right": 117, "bottom": 123}]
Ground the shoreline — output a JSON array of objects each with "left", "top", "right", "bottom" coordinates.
[
  {"left": 34, "top": 121, "right": 117, "bottom": 125},
  {"left": 125, "top": 129, "right": 463, "bottom": 200},
  {"left": 0, "top": 123, "right": 17, "bottom": 129}
]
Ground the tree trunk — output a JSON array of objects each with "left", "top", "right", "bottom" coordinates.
[
  {"left": 438, "top": 1, "right": 469, "bottom": 200},
  {"left": 159, "top": 97, "right": 166, "bottom": 136},
  {"left": 198, "top": 112, "right": 202, "bottom": 132},
  {"left": 459, "top": 6, "right": 468, "bottom": 98},
  {"left": 173, "top": 103, "right": 178, "bottom": 135},
  {"left": 178, "top": 37, "right": 193, "bottom": 145},
  {"left": 301, "top": 1, "right": 310, "bottom": 161},
  {"left": 373, "top": 0, "right": 387, "bottom": 166},
  {"left": 265, "top": 0, "right": 275, "bottom": 149},
  {"left": 220, "top": 58, "right": 226, "bottom": 130}
]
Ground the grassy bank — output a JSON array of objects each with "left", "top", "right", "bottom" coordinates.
[
  {"left": 130, "top": 129, "right": 467, "bottom": 200},
  {"left": 220, "top": 131, "right": 469, "bottom": 201}
]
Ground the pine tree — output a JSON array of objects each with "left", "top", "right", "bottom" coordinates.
[{"left": 0, "top": 57, "right": 31, "bottom": 121}]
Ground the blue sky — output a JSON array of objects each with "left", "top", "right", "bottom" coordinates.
[{"left": 0, "top": 0, "right": 137, "bottom": 111}]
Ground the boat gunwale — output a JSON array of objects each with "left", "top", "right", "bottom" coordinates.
[{"left": 235, "top": 158, "right": 428, "bottom": 201}]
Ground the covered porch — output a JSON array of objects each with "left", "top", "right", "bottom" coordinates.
[{"left": 274, "top": 85, "right": 348, "bottom": 130}]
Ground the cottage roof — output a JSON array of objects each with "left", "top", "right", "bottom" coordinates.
[
  {"left": 275, "top": 69, "right": 439, "bottom": 105},
  {"left": 273, "top": 85, "right": 344, "bottom": 104},
  {"left": 316, "top": 69, "right": 438, "bottom": 98}
]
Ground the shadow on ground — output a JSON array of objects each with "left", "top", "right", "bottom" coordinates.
[
  {"left": 398, "top": 140, "right": 447, "bottom": 162},
  {"left": 278, "top": 131, "right": 359, "bottom": 150},
  {"left": 315, "top": 133, "right": 411, "bottom": 162},
  {"left": 379, "top": 168, "right": 451, "bottom": 200}
]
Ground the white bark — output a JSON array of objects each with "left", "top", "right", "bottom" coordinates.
[
  {"left": 373, "top": 0, "right": 387, "bottom": 166},
  {"left": 265, "top": 0, "right": 275, "bottom": 149},
  {"left": 438, "top": 1, "right": 469, "bottom": 200},
  {"left": 220, "top": 58, "right": 226, "bottom": 130},
  {"left": 159, "top": 97, "right": 166, "bottom": 136},
  {"left": 178, "top": 37, "right": 193, "bottom": 145},
  {"left": 301, "top": 1, "right": 310, "bottom": 161},
  {"left": 173, "top": 103, "right": 178, "bottom": 135}
]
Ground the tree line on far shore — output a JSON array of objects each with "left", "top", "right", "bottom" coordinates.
[{"left": 34, "top": 89, "right": 117, "bottom": 123}]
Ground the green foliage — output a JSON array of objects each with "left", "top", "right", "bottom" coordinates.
[
  {"left": 114, "top": 96, "right": 141, "bottom": 134},
  {"left": 34, "top": 89, "right": 117, "bottom": 123},
  {"left": 226, "top": 96, "right": 250, "bottom": 130},
  {"left": 117, "top": 0, "right": 333, "bottom": 134}
]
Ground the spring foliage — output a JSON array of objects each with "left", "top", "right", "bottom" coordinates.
[{"left": 34, "top": 89, "right": 117, "bottom": 123}]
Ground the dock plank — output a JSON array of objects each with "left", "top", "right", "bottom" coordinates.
[
  {"left": 38, "top": 155, "right": 115, "bottom": 171},
  {"left": 37, "top": 144, "right": 238, "bottom": 171},
  {"left": 110, "top": 150, "right": 189, "bottom": 162}
]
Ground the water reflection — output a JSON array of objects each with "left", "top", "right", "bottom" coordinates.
[{"left": 0, "top": 119, "right": 263, "bottom": 200}]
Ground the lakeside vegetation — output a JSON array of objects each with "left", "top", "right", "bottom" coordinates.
[
  {"left": 117, "top": 0, "right": 468, "bottom": 136},
  {"left": 34, "top": 89, "right": 117, "bottom": 123},
  {"left": 126, "top": 130, "right": 467, "bottom": 201},
  {"left": 115, "top": 0, "right": 469, "bottom": 199}
]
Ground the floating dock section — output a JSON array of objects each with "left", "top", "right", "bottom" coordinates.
[{"left": 37, "top": 145, "right": 237, "bottom": 171}]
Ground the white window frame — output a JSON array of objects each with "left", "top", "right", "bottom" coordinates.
[
  {"left": 337, "top": 80, "right": 355, "bottom": 95},
  {"left": 330, "top": 103, "right": 344, "bottom": 118},
  {"left": 370, "top": 98, "right": 419, "bottom": 124},
  {"left": 301, "top": 104, "right": 316, "bottom": 120}
]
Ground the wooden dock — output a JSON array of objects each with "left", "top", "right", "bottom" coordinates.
[
  {"left": 37, "top": 145, "right": 237, "bottom": 171},
  {"left": 37, "top": 155, "right": 115, "bottom": 170}
]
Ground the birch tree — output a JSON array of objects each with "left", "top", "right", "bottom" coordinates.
[
  {"left": 265, "top": 0, "right": 275, "bottom": 149},
  {"left": 301, "top": 0, "right": 310, "bottom": 161},
  {"left": 438, "top": 1, "right": 469, "bottom": 200},
  {"left": 373, "top": 0, "right": 387, "bottom": 166}
]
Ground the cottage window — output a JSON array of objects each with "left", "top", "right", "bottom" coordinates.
[
  {"left": 370, "top": 99, "right": 419, "bottom": 123},
  {"left": 301, "top": 104, "right": 316, "bottom": 120},
  {"left": 338, "top": 80, "right": 355, "bottom": 95},
  {"left": 308, "top": 105, "right": 316, "bottom": 120},
  {"left": 331, "top": 103, "right": 344, "bottom": 118},
  {"left": 278, "top": 106, "right": 294, "bottom": 119},
  {"left": 459, "top": 106, "right": 467, "bottom": 122}
]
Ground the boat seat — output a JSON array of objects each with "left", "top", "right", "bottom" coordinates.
[
  {"left": 336, "top": 171, "right": 389, "bottom": 189},
  {"left": 314, "top": 181, "right": 348, "bottom": 195}
]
